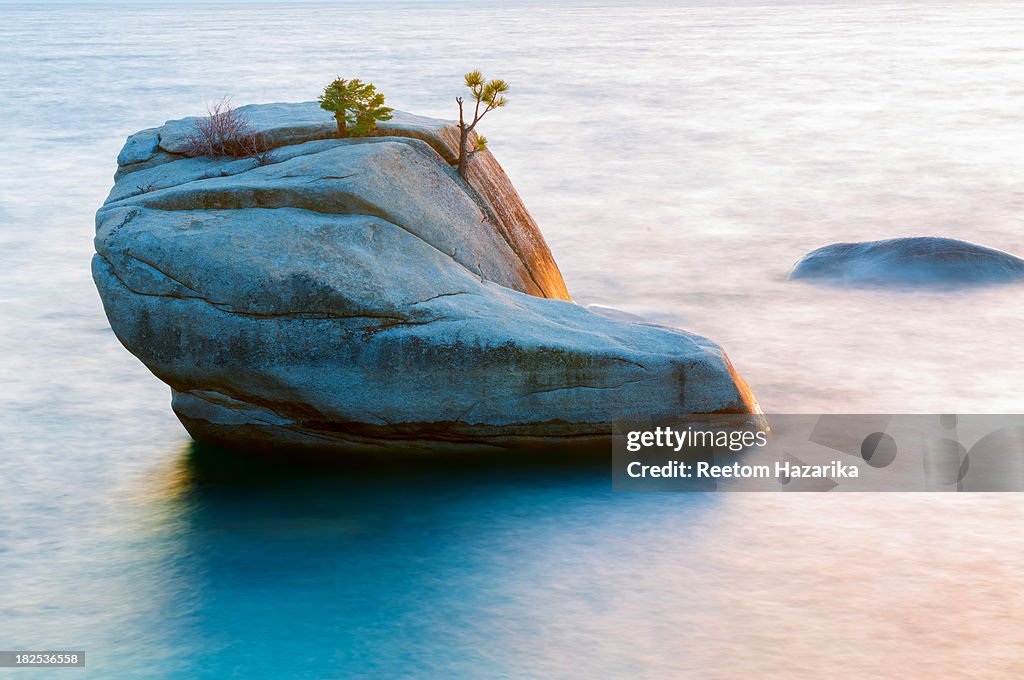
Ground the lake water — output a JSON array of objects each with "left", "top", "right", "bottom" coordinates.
[{"left": 2, "top": 1, "right": 1023, "bottom": 677}]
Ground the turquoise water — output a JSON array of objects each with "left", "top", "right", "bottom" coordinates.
[{"left": 3, "top": 1, "right": 1024, "bottom": 677}]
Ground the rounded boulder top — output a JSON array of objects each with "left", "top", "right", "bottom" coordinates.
[{"left": 787, "top": 236, "right": 1024, "bottom": 289}]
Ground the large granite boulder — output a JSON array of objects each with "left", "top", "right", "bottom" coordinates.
[
  {"left": 94, "top": 102, "right": 760, "bottom": 455},
  {"left": 788, "top": 236, "right": 1024, "bottom": 288}
]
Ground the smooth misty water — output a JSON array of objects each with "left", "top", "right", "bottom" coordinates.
[{"left": 2, "top": 1, "right": 1024, "bottom": 677}]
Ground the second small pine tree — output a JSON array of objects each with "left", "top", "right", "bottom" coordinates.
[{"left": 456, "top": 71, "right": 509, "bottom": 180}]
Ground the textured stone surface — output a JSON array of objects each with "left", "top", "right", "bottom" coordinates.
[
  {"left": 788, "top": 237, "right": 1024, "bottom": 288},
  {"left": 94, "top": 103, "right": 759, "bottom": 455}
]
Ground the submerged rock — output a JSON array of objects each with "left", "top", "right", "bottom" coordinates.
[
  {"left": 788, "top": 237, "right": 1024, "bottom": 288},
  {"left": 94, "top": 102, "right": 760, "bottom": 455}
]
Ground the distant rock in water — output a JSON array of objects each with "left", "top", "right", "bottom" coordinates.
[
  {"left": 93, "top": 102, "right": 760, "bottom": 455},
  {"left": 788, "top": 237, "right": 1024, "bottom": 288}
]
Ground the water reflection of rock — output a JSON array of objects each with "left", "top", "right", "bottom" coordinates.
[{"left": 134, "top": 441, "right": 719, "bottom": 676}]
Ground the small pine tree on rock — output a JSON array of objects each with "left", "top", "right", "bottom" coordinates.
[
  {"left": 319, "top": 77, "right": 394, "bottom": 138},
  {"left": 456, "top": 70, "right": 509, "bottom": 180}
]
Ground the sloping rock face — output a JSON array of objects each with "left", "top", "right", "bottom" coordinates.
[
  {"left": 788, "top": 237, "right": 1024, "bottom": 288},
  {"left": 95, "top": 103, "right": 759, "bottom": 454}
]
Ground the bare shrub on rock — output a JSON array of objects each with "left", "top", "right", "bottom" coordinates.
[
  {"left": 181, "top": 97, "right": 274, "bottom": 165},
  {"left": 236, "top": 130, "right": 274, "bottom": 166}
]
